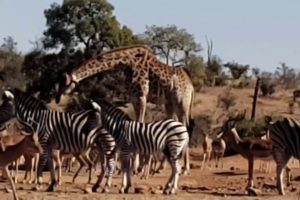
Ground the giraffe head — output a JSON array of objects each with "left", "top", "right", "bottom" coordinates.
[{"left": 55, "top": 73, "right": 77, "bottom": 104}]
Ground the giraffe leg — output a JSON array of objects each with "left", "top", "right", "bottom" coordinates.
[{"left": 132, "top": 95, "right": 147, "bottom": 175}]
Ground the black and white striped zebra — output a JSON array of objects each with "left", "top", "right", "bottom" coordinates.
[
  {"left": 267, "top": 117, "right": 300, "bottom": 195},
  {"left": 92, "top": 100, "right": 189, "bottom": 194},
  {"left": 0, "top": 88, "right": 116, "bottom": 192}
]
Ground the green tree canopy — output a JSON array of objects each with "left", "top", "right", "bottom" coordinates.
[
  {"left": 141, "top": 24, "right": 201, "bottom": 65},
  {"left": 141, "top": 24, "right": 204, "bottom": 90},
  {"left": 224, "top": 61, "right": 249, "bottom": 79},
  {"left": 22, "top": 0, "right": 140, "bottom": 100}
]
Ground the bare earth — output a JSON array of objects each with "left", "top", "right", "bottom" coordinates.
[
  {"left": 1, "top": 149, "right": 300, "bottom": 200},
  {"left": 2, "top": 87, "right": 300, "bottom": 200}
]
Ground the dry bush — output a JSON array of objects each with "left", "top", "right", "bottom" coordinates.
[
  {"left": 217, "top": 87, "right": 237, "bottom": 110},
  {"left": 189, "top": 114, "right": 212, "bottom": 147}
]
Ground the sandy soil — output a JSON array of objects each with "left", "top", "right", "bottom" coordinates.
[{"left": 0, "top": 148, "right": 300, "bottom": 200}]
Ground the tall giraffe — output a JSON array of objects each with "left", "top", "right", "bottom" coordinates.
[{"left": 55, "top": 45, "right": 194, "bottom": 174}]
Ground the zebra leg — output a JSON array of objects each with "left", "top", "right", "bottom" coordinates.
[
  {"left": 133, "top": 153, "right": 139, "bottom": 175},
  {"left": 34, "top": 146, "right": 49, "bottom": 191},
  {"left": 92, "top": 152, "right": 105, "bottom": 192},
  {"left": 46, "top": 153, "right": 57, "bottom": 192},
  {"left": 119, "top": 155, "right": 131, "bottom": 194},
  {"left": 156, "top": 155, "right": 166, "bottom": 173},
  {"left": 103, "top": 155, "right": 115, "bottom": 193},
  {"left": 140, "top": 154, "right": 150, "bottom": 179},
  {"left": 52, "top": 151, "right": 62, "bottom": 185},
  {"left": 72, "top": 155, "right": 85, "bottom": 183},
  {"left": 163, "top": 157, "right": 180, "bottom": 195},
  {"left": 274, "top": 151, "right": 290, "bottom": 195}
]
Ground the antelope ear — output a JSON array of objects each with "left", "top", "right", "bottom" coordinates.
[
  {"left": 216, "top": 131, "right": 224, "bottom": 139},
  {"left": 65, "top": 74, "right": 71, "bottom": 85},
  {"left": 54, "top": 83, "right": 59, "bottom": 92},
  {"left": 3, "top": 90, "right": 14, "bottom": 99},
  {"left": 91, "top": 101, "right": 101, "bottom": 112},
  {"left": 0, "top": 140, "right": 6, "bottom": 152}
]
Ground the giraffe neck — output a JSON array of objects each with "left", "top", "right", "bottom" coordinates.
[{"left": 70, "top": 45, "right": 151, "bottom": 83}]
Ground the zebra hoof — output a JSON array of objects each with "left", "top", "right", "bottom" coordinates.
[
  {"left": 92, "top": 185, "right": 99, "bottom": 193},
  {"left": 119, "top": 187, "right": 129, "bottom": 194},
  {"left": 119, "top": 188, "right": 125, "bottom": 194},
  {"left": 102, "top": 187, "right": 109, "bottom": 193},
  {"left": 181, "top": 170, "right": 190, "bottom": 176},
  {"left": 170, "top": 188, "right": 177, "bottom": 195},
  {"left": 32, "top": 185, "right": 41, "bottom": 191},
  {"left": 163, "top": 189, "right": 171, "bottom": 195},
  {"left": 46, "top": 186, "right": 54, "bottom": 192}
]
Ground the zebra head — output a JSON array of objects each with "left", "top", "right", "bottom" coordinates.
[
  {"left": 55, "top": 73, "right": 78, "bottom": 104},
  {"left": 0, "top": 90, "right": 16, "bottom": 124}
]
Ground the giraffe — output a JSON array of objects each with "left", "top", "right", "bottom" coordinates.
[{"left": 55, "top": 45, "right": 194, "bottom": 174}]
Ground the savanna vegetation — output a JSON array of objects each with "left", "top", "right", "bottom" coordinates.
[{"left": 1, "top": 0, "right": 299, "bottom": 146}]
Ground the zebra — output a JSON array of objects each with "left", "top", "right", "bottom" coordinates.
[
  {"left": 0, "top": 88, "right": 116, "bottom": 193},
  {"left": 92, "top": 100, "right": 189, "bottom": 195},
  {"left": 267, "top": 116, "right": 300, "bottom": 195}
]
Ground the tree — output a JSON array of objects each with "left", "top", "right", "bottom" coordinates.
[
  {"left": 43, "top": 0, "right": 140, "bottom": 56},
  {"left": 185, "top": 54, "right": 206, "bottom": 91},
  {"left": 141, "top": 24, "right": 204, "bottom": 89},
  {"left": 274, "top": 62, "right": 298, "bottom": 89},
  {"left": 0, "top": 37, "right": 25, "bottom": 91},
  {"left": 251, "top": 67, "right": 260, "bottom": 78},
  {"left": 142, "top": 24, "right": 201, "bottom": 65},
  {"left": 204, "top": 38, "right": 224, "bottom": 86},
  {"left": 224, "top": 61, "right": 249, "bottom": 79},
  {"left": 22, "top": 0, "right": 140, "bottom": 100}
]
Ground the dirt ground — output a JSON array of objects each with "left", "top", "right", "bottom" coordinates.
[{"left": 1, "top": 148, "right": 300, "bottom": 200}]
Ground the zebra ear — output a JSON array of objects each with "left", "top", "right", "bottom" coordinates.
[{"left": 3, "top": 90, "right": 14, "bottom": 100}]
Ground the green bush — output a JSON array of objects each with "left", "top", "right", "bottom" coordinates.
[{"left": 235, "top": 114, "right": 284, "bottom": 139}]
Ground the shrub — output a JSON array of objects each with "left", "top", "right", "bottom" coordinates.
[
  {"left": 260, "top": 78, "right": 275, "bottom": 96},
  {"left": 217, "top": 87, "right": 236, "bottom": 110},
  {"left": 234, "top": 114, "right": 284, "bottom": 139},
  {"left": 189, "top": 114, "right": 212, "bottom": 147}
]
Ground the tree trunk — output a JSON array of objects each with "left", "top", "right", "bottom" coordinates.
[{"left": 251, "top": 77, "right": 260, "bottom": 120}]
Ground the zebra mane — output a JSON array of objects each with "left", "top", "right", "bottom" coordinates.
[
  {"left": 9, "top": 88, "right": 48, "bottom": 110},
  {"left": 94, "top": 99, "right": 131, "bottom": 120}
]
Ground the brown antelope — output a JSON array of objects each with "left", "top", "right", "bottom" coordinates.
[
  {"left": 221, "top": 112, "right": 274, "bottom": 194},
  {"left": 0, "top": 118, "right": 42, "bottom": 200}
]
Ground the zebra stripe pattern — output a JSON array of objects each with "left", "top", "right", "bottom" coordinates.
[
  {"left": 0, "top": 89, "right": 116, "bottom": 192},
  {"left": 268, "top": 117, "right": 300, "bottom": 195},
  {"left": 93, "top": 100, "right": 189, "bottom": 194}
]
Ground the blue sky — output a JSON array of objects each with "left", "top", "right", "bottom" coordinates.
[{"left": 0, "top": 0, "right": 299, "bottom": 72}]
